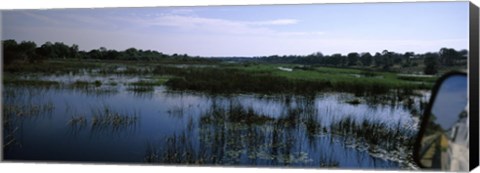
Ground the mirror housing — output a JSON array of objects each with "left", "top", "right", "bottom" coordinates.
[{"left": 414, "top": 72, "right": 468, "bottom": 171}]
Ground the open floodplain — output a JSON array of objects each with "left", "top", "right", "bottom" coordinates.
[{"left": 3, "top": 60, "right": 436, "bottom": 169}]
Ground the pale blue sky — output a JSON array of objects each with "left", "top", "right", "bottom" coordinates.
[{"left": 2, "top": 2, "right": 469, "bottom": 57}]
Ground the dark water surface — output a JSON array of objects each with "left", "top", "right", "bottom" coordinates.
[{"left": 3, "top": 79, "right": 426, "bottom": 169}]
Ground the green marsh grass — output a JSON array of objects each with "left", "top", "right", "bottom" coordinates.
[
  {"left": 5, "top": 59, "right": 436, "bottom": 96},
  {"left": 3, "top": 77, "right": 61, "bottom": 88},
  {"left": 397, "top": 75, "right": 437, "bottom": 83},
  {"left": 154, "top": 64, "right": 434, "bottom": 95},
  {"left": 4, "top": 60, "right": 101, "bottom": 74}
]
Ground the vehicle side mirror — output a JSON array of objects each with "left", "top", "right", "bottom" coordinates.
[{"left": 414, "top": 72, "right": 468, "bottom": 171}]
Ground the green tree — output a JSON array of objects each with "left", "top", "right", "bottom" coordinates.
[
  {"left": 70, "top": 44, "right": 79, "bottom": 59},
  {"left": 373, "top": 52, "right": 383, "bottom": 67},
  {"left": 347, "top": 52, "right": 359, "bottom": 66},
  {"left": 88, "top": 49, "right": 102, "bottom": 59},
  {"left": 424, "top": 53, "right": 439, "bottom": 75},
  {"left": 403, "top": 52, "right": 414, "bottom": 66},
  {"left": 439, "top": 48, "right": 458, "bottom": 66},
  {"left": 125, "top": 48, "right": 138, "bottom": 60},
  {"left": 3, "top": 40, "right": 20, "bottom": 65},
  {"left": 105, "top": 50, "right": 120, "bottom": 60},
  {"left": 381, "top": 50, "right": 394, "bottom": 70},
  {"left": 38, "top": 42, "right": 57, "bottom": 59},
  {"left": 53, "top": 42, "right": 71, "bottom": 59},
  {"left": 18, "top": 41, "right": 38, "bottom": 63},
  {"left": 330, "top": 53, "right": 343, "bottom": 67},
  {"left": 360, "top": 52, "right": 373, "bottom": 66}
]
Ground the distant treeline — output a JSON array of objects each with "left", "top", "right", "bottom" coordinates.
[
  {"left": 2, "top": 39, "right": 468, "bottom": 74},
  {"left": 223, "top": 49, "right": 467, "bottom": 74},
  {"left": 261, "top": 49, "right": 466, "bottom": 67},
  {"left": 2, "top": 40, "right": 215, "bottom": 65}
]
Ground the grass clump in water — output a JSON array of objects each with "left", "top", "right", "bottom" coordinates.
[
  {"left": 127, "top": 86, "right": 154, "bottom": 93},
  {"left": 3, "top": 101, "right": 55, "bottom": 149},
  {"left": 3, "top": 102, "right": 55, "bottom": 117},
  {"left": 70, "top": 80, "right": 102, "bottom": 89},
  {"left": 345, "top": 98, "right": 361, "bottom": 105},
  {"left": 91, "top": 106, "right": 139, "bottom": 128},
  {"left": 129, "top": 76, "right": 170, "bottom": 87},
  {"left": 329, "top": 116, "right": 416, "bottom": 157},
  {"left": 68, "top": 115, "right": 87, "bottom": 126}
]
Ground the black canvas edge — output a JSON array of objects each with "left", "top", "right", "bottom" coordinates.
[
  {"left": 1, "top": 10, "right": 4, "bottom": 162},
  {"left": 469, "top": 2, "right": 479, "bottom": 171}
]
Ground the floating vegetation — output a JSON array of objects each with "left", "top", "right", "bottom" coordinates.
[{"left": 329, "top": 116, "right": 416, "bottom": 165}]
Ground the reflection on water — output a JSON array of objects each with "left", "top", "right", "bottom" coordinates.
[{"left": 2, "top": 83, "right": 426, "bottom": 169}]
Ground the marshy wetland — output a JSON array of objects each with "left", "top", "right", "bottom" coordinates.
[
  {"left": 1, "top": 59, "right": 438, "bottom": 169},
  {"left": 2, "top": 2, "right": 470, "bottom": 170}
]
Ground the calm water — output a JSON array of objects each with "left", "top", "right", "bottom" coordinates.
[{"left": 2, "top": 74, "right": 427, "bottom": 169}]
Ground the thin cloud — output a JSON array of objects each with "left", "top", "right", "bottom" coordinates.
[
  {"left": 19, "top": 11, "right": 60, "bottom": 25},
  {"left": 12, "top": 10, "right": 323, "bottom": 39},
  {"left": 128, "top": 14, "right": 320, "bottom": 37},
  {"left": 247, "top": 19, "right": 298, "bottom": 25},
  {"left": 168, "top": 8, "right": 197, "bottom": 15}
]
